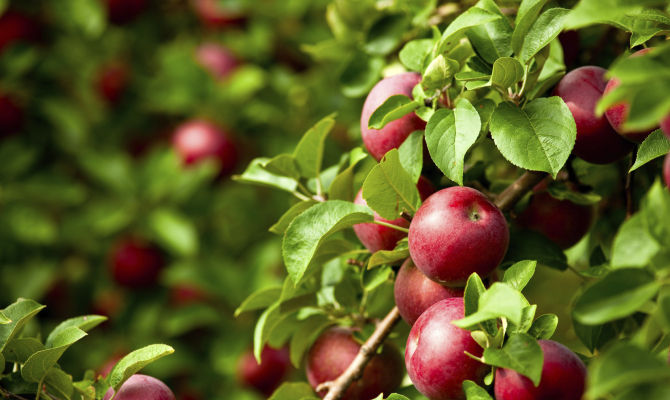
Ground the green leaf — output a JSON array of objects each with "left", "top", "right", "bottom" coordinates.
[
  {"left": 270, "top": 201, "right": 318, "bottom": 235},
  {"left": 425, "top": 99, "right": 481, "bottom": 185},
  {"left": 490, "top": 98, "right": 576, "bottom": 178},
  {"left": 45, "top": 368, "right": 74, "bottom": 400},
  {"left": 108, "top": 344, "right": 175, "bottom": 390},
  {"left": 364, "top": 14, "right": 409, "bottom": 56},
  {"left": 0, "top": 298, "right": 45, "bottom": 352},
  {"left": 399, "top": 39, "right": 434, "bottom": 72},
  {"left": 293, "top": 114, "right": 336, "bottom": 178},
  {"left": 504, "top": 228, "right": 568, "bottom": 270},
  {"left": 261, "top": 154, "right": 301, "bottom": 180},
  {"left": 641, "top": 180, "right": 670, "bottom": 247},
  {"left": 368, "top": 95, "right": 421, "bottom": 130},
  {"left": 282, "top": 201, "right": 373, "bottom": 285},
  {"left": 340, "top": 53, "right": 384, "bottom": 98},
  {"left": 46, "top": 315, "right": 107, "bottom": 348},
  {"left": 519, "top": 8, "right": 569, "bottom": 64},
  {"left": 362, "top": 149, "right": 420, "bottom": 220},
  {"left": 464, "top": 273, "right": 487, "bottom": 317},
  {"left": 630, "top": 130, "right": 670, "bottom": 172},
  {"left": 234, "top": 158, "right": 298, "bottom": 193},
  {"left": 2, "top": 337, "right": 44, "bottom": 363},
  {"left": 269, "top": 382, "right": 320, "bottom": 400},
  {"left": 397, "top": 131, "right": 424, "bottom": 183},
  {"left": 289, "top": 315, "right": 332, "bottom": 368},
  {"left": 528, "top": 314, "right": 558, "bottom": 340},
  {"left": 491, "top": 57, "right": 525, "bottom": 90},
  {"left": 574, "top": 269, "right": 661, "bottom": 325},
  {"left": 368, "top": 242, "right": 409, "bottom": 269},
  {"left": 329, "top": 148, "right": 368, "bottom": 201},
  {"left": 421, "top": 55, "right": 460, "bottom": 92},
  {"left": 437, "top": 7, "right": 502, "bottom": 54},
  {"left": 502, "top": 260, "right": 537, "bottom": 291},
  {"left": 512, "top": 0, "right": 551, "bottom": 54},
  {"left": 253, "top": 302, "right": 284, "bottom": 362},
  {"left": 21, "top": 326, "right": 87, "bottom": 382},
  {"left": 611, "top": 213, "right": 660, "bottom": 268},
  {"left": 545, "top": 185, "right": 601, "bottom": 205},
  {"left": 483, "top": 333, "right": 543, "bottom": 385},
  {"left": 465, "top": 0, "right": 513, "bottom": 64},
  {"left": 235, "top": 287, "right": 282, "bottom": 317},
  {"left": 455, "top": 283, "right": 529, "bottom": 328},
  {"left": 462, "top": 380, "right": 494, "bottom": 399},
  {"left": 0, "top": 311, "right": 10, "bottom": 324},
  {"left": 148, "top": 208, "right": 198, "bottom": 257}
]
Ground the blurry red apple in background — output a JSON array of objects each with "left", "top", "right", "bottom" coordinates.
[
  {"left": 172, "top": 119, "right": 238, "bottom": 176},
  {"left": 0, "top": 10, "right": 40, "bottom": 54},
  {"left": 237, "top": 345, "right": 292, "bottom": 396},
  {"left": 96, "top": 62, "right": 130, "bottom": 104},
  {"left": 192, "top": 0, "right": 245, "bottom": 28},
  {"left": 109, "top": 237, "right": 165, "bottom": 289},
  {"left": 103, "top": 374, "right": 175, "bottom": 400},
  {"left": 196, "top": 42, "right": 238, "bottom": 80},
  {"left": 106, "top": 0, "right": 148, "bottom": 25}
]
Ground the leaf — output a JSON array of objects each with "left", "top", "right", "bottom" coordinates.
[
  {"left": 0, "top": 311, "right": 10, "bottom": 324},
  {"left": 148, "top": 208, "right": 198, "bottom": 257},
  {"left": 464, "top": 273, "right": 487, "bottom": 317},
  {"left": 502, "top": 260, "right": 537, "bottom": 291},
  {"left": 0, "top": 298, "right": 45, "bottom": 352},
  {"left": 574, "top": 269, "right": 661, "bottom": 325},
  {"left": 270, "top": 201, "right": 318, "bottom": 235},
  {"left": 528, "top": 314, "right": 558, "bottom": 340},
  {"left": 261, "top": 154, "right": 301, "bottom": 180},
  {"left": 399, "top": 39, "right": 434, "bottom": 72},
  {"left": 235, "top": 287, "right": 282, "bottom": 317},
  {"left": 421, "top": 55, "right": 460, "bottom": 91},
  {"left": 397, "top": 131, "right": 424, "bottom": 183},
  {"left": 293, "top": 114, "right": 336, "bottom": 178},
  {"left": 491, "top": 57, "right": 525, "bottom": 90},
  {"left": 465, "top": 0, "right": 513, "bottom": 64},
  {"left": 234, "top": 158, "right": 298, "bottom": 193},
  {"left": 425, "top": 99, "right": 481, "bottom": 185},
  {"left": 329, "top": 148, "right": 368, "bottom": 201},
  {"left": 630, "top": 130, "right": 670, "bottom": 172},
  {"left": 269, "top": 382, "right": 320, "bottom": 400},
  {"left": 437, "top": 7, "right": 502, "bottom": 54},
  {"left": 289, "top": 315, "right": 332, "bottom": 368},
  {"left": 45, "top": 368, "right": 74, "bottom": 400},
  {"left": 362, "top": 149, "right": 420, "bottom": 220},
  {"left": 108, "top": 344, "right": 175, "bottom": 390},
  {"left": 368, "top": 243, "right": 409, "bottom": 269},
  {"left": 512, "top": 0, "right": 551, "bottom": 54},
  {"left": 340, "top": 53, "right": 384, "bottom": 98},
  {"left": 641, "top": 180, "right": 670, "bottom": 247},
  {"left": 368, "top": 95, "right": 421, "bottom": 130},
  {"left": 462, "top": 380, "right": 494, "bottom": 399},
  {"left": 22, "top": 326, "right": 87, "bottom": 382},
  {"left": 2, "top": 337, "right": 44, "bottom": 363},
  {"left": 611, "top": 212, "right": 660, "bottom": 268},
  {"left": 490, "top": 98, "right": 576, "bottom": 178},
  {"left": 483, "top": 333, "right": 543, "bottom": 385},
  {"left": 46, "top": 315, "right": 106, "bottom": 348},
  {"left": 504, "top": 228, "right": 567, "bottom": 270},
  {"left": 519, "top": 8, "right": 570, "bottom": 64},
  {"left": 253, "top": 302, "right": 284, "bottom": 362},
  {"left": 454, "top": 283, "right": 529, "bottom": 328},
  {"left": 364, "top": 14, "right": 409, "bottom": 56},
  {"left": 282, "top": 201, "right": 373, "bottom": 285}
]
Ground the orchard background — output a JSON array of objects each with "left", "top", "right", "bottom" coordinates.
[{"left": 1, "top": 0, "right": 670, "bottom": 399}]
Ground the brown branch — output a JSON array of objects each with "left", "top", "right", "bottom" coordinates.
[
  {"left": 400, "top": 211, "right": 413, "bottom": 223},
  {"left": 494, "top": 170, "right": 548, "bottom": 212}
]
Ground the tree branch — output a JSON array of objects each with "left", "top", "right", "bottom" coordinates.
[{"left": 494, "top": 170, "right": 547, "bottom": 212}]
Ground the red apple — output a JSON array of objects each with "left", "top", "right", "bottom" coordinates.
[
  {"left": 106, "top": 0, "right": 148, "bottom": 25},
  {"left": 196, "top": 42, "right": 238, "bottom": 80},
  {"left": 394, "top": 258, "right": 464, "bottom": 326},
  {"left": 0, "top": 94, "right": 24, "bottom": 138},
  {"left": 664, "top": 152, "right": 670, "bottom": 190},
  {"left": 306, "top": 327, "right": 404, "bottom": 400},
  {"left": 96, "top": 62, "right": 130, "bottom": 104},
  {"left": 494, "top": 339, "right": 586, "bottom": 400},
  {"left": 172, "top": 119, "right": 238, "bottom": 176},
  {"left": 109, "top": 237, "right": 165, "bottom": 289},
  {"left": 103, "top": 374, "right": 175, "bottom": 400},
  {"left": 353, "top": 176, "right": 435, "bottom": 253},
  {"left": 554, "top": 66, "right": 632, "bottom": 164},
  {"left": 405, "top": 297, "right": 488, "bottom": 400},
  {"left": 170, "top": 284, "right": 208, "bottom": 307},
  {"left": 661, "top": 115, "right": 670, "bottom": 140},
  {"left": 0, "top": 11, "right": 40, "bottom": 54},
  {"left": 237, "top": 345, "right": 291, "bottom": 396},
  {"left": 360, "top": 72, "right": 426, "bottom": 161},
  {"left": 191, "top": 0, "right": 245, "bottom": 28},
  {"left": 408, "top": 186, "right": 509, "bottom": 286}
]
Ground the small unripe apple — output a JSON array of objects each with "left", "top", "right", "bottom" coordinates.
[
  {"left": 96, "top": 62, "right": 130, "bottom": 104},
  {"left": 109, "top": 237, "right": 165, "bottom": 288},
  {"left": 192, "top": 0, "right": 245, "bottom": 28},
  {"left": 408, "top": 186, "right": 509, "bottom": 286},
  {"left": 353, "top": 176, "right": 434, "bottom": 253},
  {"left": 306, "top": 327, "right": 404, "bottom": 400},
  {"left": 106, "top": 0, "right": 148, "bottom": 24},
  {"left": 103, "top": 374, "right": 175, "bottom": 400},
  {"left": 196, "top": 42, "right": 238, "bottom": 80},
  {"left": 405, "top": 297, "right": 488, "bottom": 400},
  {"left": 0, "top": 94, "right": 24, "bottom": 138},
  {"left": 394, "top": 258, "right": 464, "bottom": 326},
  {"left": 237, "top": 345, "right": 291, "bottom": 396},
  {"left": 494, "top": 339, "right": 586, "bottom": 400},
  {"left": 172, "top": 119, "right": 238, "bottom": 176},
  {"left": 360, "top": 72, "right": 426, "bottom": 161},
  {"left": 554, "top": 66, "right": 632, "bottom": 164},
  {"left": 664, "top": 152, "right": 670, "bottom": 190},
  {"left": 0, "top": 11, "right": 40, "bottom": 54}
]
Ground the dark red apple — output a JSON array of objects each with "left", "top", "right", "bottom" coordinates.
[
  {"left": 0, "top": 11, "right": 40, "bottom": 54},
  {"left": 96, "top": 62, "right": 130, "bottom": 104},
  {"left": 103, "top": 374, "right": 175, "bottom": 400},
  {"left": 664, "top": 152, "right": 670, "bottom": 189},
  {"left": 172, "top": 119, "right": 238, "bottom": 176},
  {"left": 0, "top": 94, "right": 24, "bottom": 138},
  {"left": 353, "top": 176, "right": 434, "bottom": 253},
  {"left": 408, "top": 186, "right": 509, "bottom": 286},
  {"left": 494, "top": 339, "right": 586, "bottom": 400},
  {"left": 661, "top": 115, "right": 670, "bottom": 140},
  {"left": 170, "top": 284, "right": 208, "bottom": 307},
  {"left": 191, "top": 0, "right": 245, "bottom": 28},
  {"left": 554, "top": 66, "right": 632, "bottom": 164},
  {"left": 196, "top": 42, "right": 238, "bottom": 80},
  {"left": 106, "top": 0, "right": 148, "bottom": 25},
  {"left": 558, "top": 31, "right": 580, "bottom": 68},
  {"left": 360, "top": 72, "right": 426, "bottom": 161},
  {"left": 306, "top": 327, "right": 404, "bottom": 400},
  {"left": 109, "top": 237, "right": 165, "bottom": 289},
  {"left": 237, "top": 345, "right": 291, "bottom": 396},
  {"left": 405, "top": 297, "right": 488, "bottom": 400},
  {"left": 394, "top": 258, "right": 464, "bottom": 326}
]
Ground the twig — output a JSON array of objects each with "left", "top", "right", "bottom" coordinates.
[
  {"left": 494, "top": 171, "right": 548, "bottom": 212},
  {"left": 346, "top": 259, "right": 366, "bottom": 268},
  {"left": 400, "top": 211, "right": 413, "bottom": 222},
  {"left": 0, "top": 386, "right": 30, "bottom": 400}
]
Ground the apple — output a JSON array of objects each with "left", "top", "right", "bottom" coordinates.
[
  {"left": 306, "top": 327, "right": 404, "bottom": 400},
  {"left": 353, "top": 176, "right": 435, "bottom": 253},
  {"left": 494, "top": 339, "right": 586, "bottom": 400},
  {"left": 554, "top": 66, "right": 632, "bottom": 164},
  {"left": 103, "top": 374, "right": 175, "bottom": 400},
  {"left": 664, "top": 152, "right": 670, "bottom": 190},
  {"left": 170, "top": 284, "right": 208, "bottom": 307},
  {"left": 191, "top": 0, "right": 245, "bottom": 28},
  {"left": 394, "top": 258, "right": 464, "bottom": 326},
  {"left": 408, "top": 186, "right": 509, "bottom": 286},
  {"left": 172, "top": 119, "right": 238, "bottom": 176},
  {"left": 0, "top": 94, "right": 24, "bottom": 138},
  {"left": 106, "top": 0, "right": 148, "bottom": 24},
  {"left": 0, "top": 10, "right": 40, "bottom": 54},
  {"left": 109, "top": 237, "right": 165, "bottom": 288},
  {"left": 661, "top": 115, "right": 670, "bottom": 139},
  {"left": 405, "top": 297, "right": 488, "bottom": 400},
  {"left": 96, "top": 62, "right": 130, "bottom": 104},
  {"left": 237, "top": 345, "right": 291, "bottom": 396},
  {"left": 196, "top": 42, "right": 238, "bottom": 80},
  {"left": 360, "top": 72, "right": 426, "bottom": 161}
]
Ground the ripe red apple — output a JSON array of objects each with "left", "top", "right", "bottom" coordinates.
[
  {"left": 109, "top": 237, "right": 165, "bottom": 288},
  {"left": 0, "top": 11, "right": 40, "bottom": 54},
  {"left": 96, "top": 62, "right": 130, "bottom": 104},
  {"left": 664, "top": 152, "right": 670, "bottom": 189},
  {"left": 554, "top": 66, "right": 632, "bottom": 164},
  {"left": 103, "top": 374, "right": 175, "bottom": 400},
  {"left": 353, "top": 176, "right": 435, "bottom": 253},
  {"left": 0, "top": 94, "right": 24, "bottom": 138},
  {"left": 237, "top": 345, "right": 291, "bottom": 396},
  {"left": 516, "top": 181, "right": 594, "bottom": 249},
  {"left": 306, "top": 327, "right": 404, "bottom": 400},
  {"left": 360, "top": 72, "right": 426, "bottom": 161},
  {"left": 661, "top": 115, "right": 670, "bottom": 140},
  {"left": 196, "top": 42, "right": 238, "bottom": 80},
  {"left": 191, "top": 0, "right": 245, "bottom": 28},
  {"left": 106, "top": 0, "right": 148, "bottom": 24},
  {"left": 405, "top": 297, "right": 488, "bottom": 400},
  {"left": 408, "top": 186, "right": 509, "bottom": 286},
  {"left": 172, "top": 120, "right": 238, "bottom": 176},
  {"left": 604, "top": 48, "right": 655, "bottom": 143},
  {"left": 494, "top": 339, "right": 586, "bottom": 400},
  {"left": 394, "top": 258, "right": 464, "bottom": 326}
]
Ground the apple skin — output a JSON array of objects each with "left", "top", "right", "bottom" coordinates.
[
  {"left": 353, "top": 176, "right": 435, "bottom": 253},
  {"left": 360, "top": 72, "right": 426, "bottom": 161},
  {"left": 0, "top": 94, "right": 23, "bottom": 138},
  {"left": 103, "top": 374, "right": 175, "bottom": 400},
  {"left": 405, "top": 297, "right": 488, "bottom": 400},
  {"left": 0, "top": 11, "right": 40, "bottom": 54},
  {"left": 394, "top": 258, "right": 464, "bottom": 326},
  {"left": 664, "top": 152, "right": 670, "bottom": 190},
  {"left": 408, "top": 186, "right": 509, "bottom": 286},
  {"left": 192, "top": 0, "right": 245, "bottom": 28},
  {"left": 96, "top": 62, "right": 130, "bottom": 104},
  {"left": 237, "top": 346, "right": 291, "bottom": 396},
  {"left": 106, "top": 0, "right": 148, "bottom": 24},
  {"left": 306, "top": 327, "right": 404, "bottom": 400},
  {"left": 554, "top": 66, "right": 633, "bottom": 164},
  {"left": 494, "top": 339, "right": 586, "bottom": 400},
  {"left": 661, "top": 115, "right": 670, "bottom": 140},
  {"left": 109, "top": 238, "right": 165, "bottom": 288},
  {"left": 196, "top": 43, "right": 238, "bottom": 80},
  {"left": 172, "top": 119, "right": 238, "bottom": 176}
]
